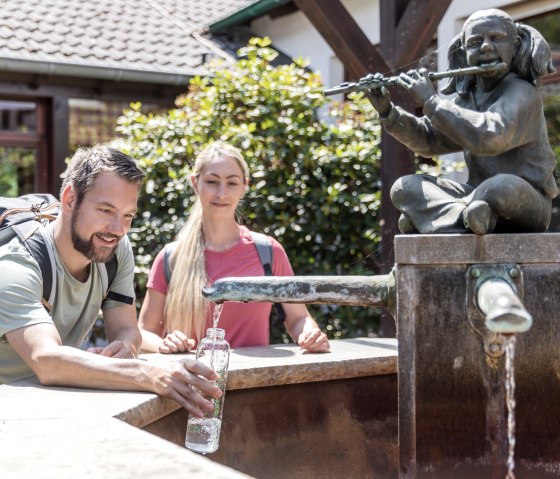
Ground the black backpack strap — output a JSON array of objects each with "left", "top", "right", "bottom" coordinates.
[
  {"left": 100, "top": 255, "right": 133, "bottom": 305},
  {"left": 250, "top": 231, "right": 286, "bottom": 322},
  {"left": 12, "top": 221, "right": 57, "bottom": 312}
]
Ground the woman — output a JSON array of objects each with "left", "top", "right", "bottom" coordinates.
[
  {"left": 138, "top": 141, "right": 330, "bottom": 353},
  {"left": 366, "top": 8, "right": 558, "bottom": 234}
]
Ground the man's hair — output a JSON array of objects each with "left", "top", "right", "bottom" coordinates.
[{"left": 60, "top": 146, "right": 145, "bottom": 204}]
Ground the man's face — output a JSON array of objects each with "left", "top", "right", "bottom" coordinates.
[{"left": 70, "top": 171, "right": 139, "bottom": 263}]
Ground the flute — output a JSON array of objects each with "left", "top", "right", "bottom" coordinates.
[{"left": 323, "top": 62, "right": 507, "bottom": 96}]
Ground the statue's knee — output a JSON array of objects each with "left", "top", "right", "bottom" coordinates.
[
  {"left": 475, "top": 175, "right": 528, "bottom": 212},
  {"left": 390, "top": 175, "right": 417, "bottom": 207}
]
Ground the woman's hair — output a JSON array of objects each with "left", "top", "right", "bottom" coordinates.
[
  {"left": 164, "top": 141, "right": 249, "bottom": 341},
  {"left": 441, "top": 9, "right": 555, "bottom": 97}
]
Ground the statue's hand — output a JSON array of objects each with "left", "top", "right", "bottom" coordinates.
[
  {"left": 363, "top": 73, "right": 392, "bottom": 117},
  {"left": 398, "top": 68, "right": 436, "bottom": 104}
]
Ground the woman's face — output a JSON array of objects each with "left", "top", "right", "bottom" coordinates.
[
  {"left": 463, "top": 15, "right": 517, "bottom": 76},
  {"left": 192, "top": 156, "right": 248, "bottom": 219}
]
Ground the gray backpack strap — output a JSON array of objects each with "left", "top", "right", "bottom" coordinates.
[
  {"left": 250, "top": 232, "right": 273, "bottom": 275},
  {"left": 250, "top": 231, "right": 285, "bottom": 321},
  {"left": 163, "top": 242, "right": 178, "bottom": 285}
]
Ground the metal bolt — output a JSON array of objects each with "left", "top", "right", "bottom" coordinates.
[
  {"left": 509, "top": 268, "right": 519, "bottom": 279},
  {"left": 471, "top": 268, "right": 481, "bottom": 278},
  {"left": 489, "top": 342, "right": 502, "bottom": 354}
]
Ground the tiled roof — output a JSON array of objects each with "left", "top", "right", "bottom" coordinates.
[{"left": 0, "top": 0, "right": 254, "bottom": 81}]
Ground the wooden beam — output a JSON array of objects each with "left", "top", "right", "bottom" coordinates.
[
  {"left": 393, "top": 0, "right": 452, "bottom": 67},
  {"left": 292, "top": 0, "right": 391, "bottom": 77},
  {"left": 379, "top": 0, "right": 409, "bottom": 64}
]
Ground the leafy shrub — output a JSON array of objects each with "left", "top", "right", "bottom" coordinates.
[{"left": 115, "top": 38, "right": 387, "bottom": 342}]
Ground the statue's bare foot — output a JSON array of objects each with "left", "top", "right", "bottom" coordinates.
[
  {"left": 398, "top": 213, "right": 418, "bottom": 233},
  {"left": 463, "top": 200, "right": 498, "bottom": 234}
]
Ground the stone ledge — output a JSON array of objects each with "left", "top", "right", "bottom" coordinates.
[{"left": 0, "top": 337, "right": 397, "bottom": 478}]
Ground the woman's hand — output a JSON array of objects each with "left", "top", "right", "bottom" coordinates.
[
  {"left": 159, "top": 330, "right": 196, "bottom": 354},
  {"left": 297, "top": 327, "right": 330, "bottom": 353}
]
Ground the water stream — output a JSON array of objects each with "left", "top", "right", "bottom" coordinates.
[
  {"left": 212, "top": 303, "right": 223, "bottom": 330},
  {"left": 505, "top": 335, "right": 517, "bottom": 479},
  {"left": 209, "top": 303, "right": 224, "bottom": 364}
]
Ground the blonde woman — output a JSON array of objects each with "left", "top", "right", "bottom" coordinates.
[{"left": 138, "top": 141, "right": 330, "bottom": 354}]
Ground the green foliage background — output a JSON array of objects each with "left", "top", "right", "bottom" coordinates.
[{"left": 115, "top": 38, "right": 387, "bottom": 342}]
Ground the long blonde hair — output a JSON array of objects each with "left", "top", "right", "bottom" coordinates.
[{"left": 164, "top": 141, "right": 249, "bottom": 341}]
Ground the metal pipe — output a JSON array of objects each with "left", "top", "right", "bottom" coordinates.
[
  {"left": 476, "top": 278, "right": 533, "bottom": 334},
  {"left": 202, "top": 274, "right": 395, "bottom": 314}
]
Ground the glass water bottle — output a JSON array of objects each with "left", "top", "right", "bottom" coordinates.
[{"left": 185, "top": 328, "right": 230, "bottom": 454}]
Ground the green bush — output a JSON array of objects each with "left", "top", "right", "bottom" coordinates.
[{"left": 115, "top": 37, "right": 386, "bottom": 342}]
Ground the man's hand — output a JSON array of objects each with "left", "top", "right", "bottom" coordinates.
[
  {"left": 87, "top": 340, "right": 137, "bottom": 358},
  {"left": 152, "top": 358, "right": 222, "bottom": 417}
]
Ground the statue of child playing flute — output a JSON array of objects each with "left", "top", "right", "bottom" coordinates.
[{"left": 366, "top": 8, "right": 557, "bottom": 234}]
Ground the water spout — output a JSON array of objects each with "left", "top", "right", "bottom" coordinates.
[
  {"left": 476, "top": 278, "right": 533, "bottom": 334},
  {"left": 202, "top": 273, "right": 396, "bottom": 316}
]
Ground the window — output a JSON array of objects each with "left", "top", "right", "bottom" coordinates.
[{"left": 0, "top": 98, "right": 48, "bottom": 196}]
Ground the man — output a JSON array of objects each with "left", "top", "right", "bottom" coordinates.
[{"left": 0, "top": 146, "right": 220, "bottom": 417}]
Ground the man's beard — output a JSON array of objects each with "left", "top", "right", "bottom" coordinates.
[{"left": 70, "top": 209, "right": 122, "bottom": 263}]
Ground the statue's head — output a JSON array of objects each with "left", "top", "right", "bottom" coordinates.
[{"left": 441, "top": 9, "right": 555, "bottom": 97}]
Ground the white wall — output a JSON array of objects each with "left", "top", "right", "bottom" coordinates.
[{"left": 251, "top": 0, "right": 379, "bottom": 89}]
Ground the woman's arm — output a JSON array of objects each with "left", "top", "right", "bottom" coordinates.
[
  {"left": 282, "top": 303, "right": 330, "bottom": 353},
  {"left": 87, "top": 303, "right": 140, "bottom": 358},
  {"left": 138, "top": 288, "right": 196, "bottom": 354},
  {"left": 137, "top": 288, "right": 167, "bottom": 353}
]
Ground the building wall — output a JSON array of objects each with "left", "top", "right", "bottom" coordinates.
[{"left": 251, "top": 0, "right": 380, "bottom": 89}]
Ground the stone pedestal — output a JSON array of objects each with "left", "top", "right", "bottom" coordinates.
[{"left": 395, "top": 234, "right": 560, "bottom": 479}]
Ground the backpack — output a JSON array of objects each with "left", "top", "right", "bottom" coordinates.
[
  {"left": 0, "top": 194, "right": 123, "bottom": 312},
  {"left": 163, "top": 231, "right": 286, "bottom": 321}
]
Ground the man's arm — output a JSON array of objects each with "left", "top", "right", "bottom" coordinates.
[
  {"left": 87, "top": 303, "right": 141, "bottom": 358},
  {"left": 6, "top": 322, "right": 221, "bottom": 416}
]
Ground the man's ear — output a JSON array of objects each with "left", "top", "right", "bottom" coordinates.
[{"left": 61, "top": 185, "right": 77, "bottom": 213}]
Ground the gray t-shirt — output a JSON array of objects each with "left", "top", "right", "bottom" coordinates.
[{"left": 0, "top": 226, "right": 136, "bottom": 384}]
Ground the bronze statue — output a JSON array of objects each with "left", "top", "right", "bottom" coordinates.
[{"left": 364, "top": 9, "right": 558, "bottom": 234}]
